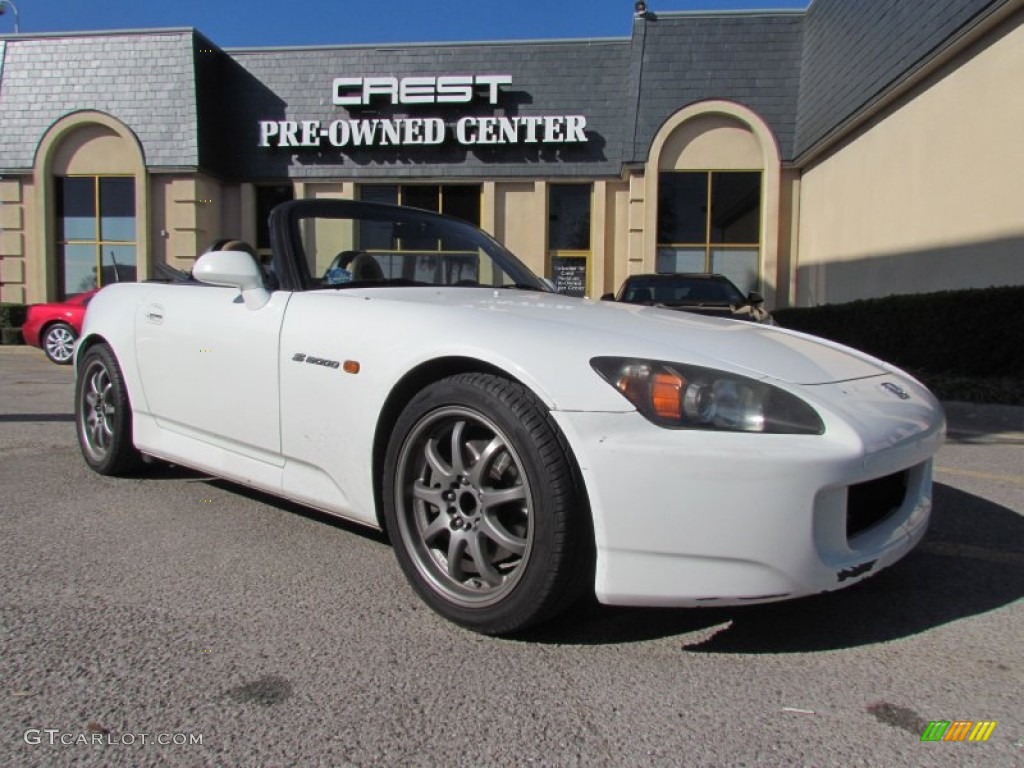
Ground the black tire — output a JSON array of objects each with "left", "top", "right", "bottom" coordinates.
[
  {"left": 75, "top": 343, "right": 143, "bottom": 476},
  {"left": 42, "top": 322, "right": 76, "bottom": 365},
  {"left": 383, "top": 373, "right": 592, "bottom": 635}
]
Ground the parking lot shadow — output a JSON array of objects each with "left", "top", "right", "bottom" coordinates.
[
  {"left": 525, "top": 483, "right": 1023, "bottom": 651},
  {"left": 138, "top": 463, "right": 391, "bottom": 544},
  {"left": 135, "top": 466, "right": 1020, "bottom": 651}
]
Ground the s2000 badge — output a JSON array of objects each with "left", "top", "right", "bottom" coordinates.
[{"left": 292, "top": 353, "right": 340, "bottom": 369}]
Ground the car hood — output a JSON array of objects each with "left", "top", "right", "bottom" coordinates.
[
  {"left": 326, "top": 288, "right": 887, "bottom": 386},
  {"left": 650, "top": 302, "right": 770, "bottom": 323}
]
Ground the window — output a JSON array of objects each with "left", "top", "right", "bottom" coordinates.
[
  {"left": 358, "top": 184, "right": 481, "bottom": 226},
  {"left": 293, "top": 205, "right": 542, "bottom": 291},
  {"left": 354, "top": 185, "right": 482, "bottom": 281},
  {"left": 56, "top": 176, "right": 136, "bottom": 298},
  {"left": 657, "top": 171, "right": 761, "bottom": 294},
  {"left": 256, "top": 184, "right": 295, "bottom": 251},
  {"left": 547, "top": 184, "right": 592, "bottom": 298}
]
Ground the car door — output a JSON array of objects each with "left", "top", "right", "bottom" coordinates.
[{"left": 134, "top": 283, "right": 291, "bottom": 462}]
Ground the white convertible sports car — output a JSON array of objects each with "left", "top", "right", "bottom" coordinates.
[{"left": 74, "top": 199, "right": 944, "bottom": 634}]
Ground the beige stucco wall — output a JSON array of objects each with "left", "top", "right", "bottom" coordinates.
[
  {"left": 658, "top": 113, "right": 763, "bottom": 170},
  {"left": 776, "top": 170, "right": 800, "bottom": 308},
  {"left": 304, "top": 182, "right": 355, "bottom": 201},
  {"left": 494, "top": 181, "right": 546, "bottom": 278},
  {"left": 626, "top": 171, "right": 645, "bottom": 279},
  {"left": 52, "top": 125, "right": 139, "bottom": 175},
  {"left": 592, "top": 179, "right": 630, "bottom": 297},
  {"left": 607, "top": 180, "right": 631, "bottom": 295},
  {"left": 0, "top": 177, "right": 28, "bottom": 303},
  {"left": 795, "top": 10, "right": 1024, "bottom": 306},
  {"left": 151, "top": 174, "right": 230, "bottom": 269}
]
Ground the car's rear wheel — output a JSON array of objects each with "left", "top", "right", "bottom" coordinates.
[
  {"left": 75, "top": 344, "right": 142, "bottom": 476},
  {"left": 383, "top": 373, "right": 591, "bottom": 635},
  {"left": 42, "top": 322, "right": 76, "bottom": 365}
]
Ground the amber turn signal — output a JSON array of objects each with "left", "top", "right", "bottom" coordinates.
[{"left": 651, "top": 371, "right": 684, "bottom": 420}]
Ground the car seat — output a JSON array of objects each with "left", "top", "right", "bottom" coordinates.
[{"left": 348, "top": 252, "right": 385, "bottom": 282}]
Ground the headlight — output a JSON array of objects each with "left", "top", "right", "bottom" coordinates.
[{"left": 590, "top": 357, "right": 824, "bottom": 434}]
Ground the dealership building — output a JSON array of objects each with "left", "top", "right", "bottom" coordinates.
[{"left": 0, "top": 0, "right": 1020, "bottom": 306}]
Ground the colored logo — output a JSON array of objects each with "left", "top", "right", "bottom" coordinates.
[{"left": 920, "top": 720, "right": 997, "bottom": 742}]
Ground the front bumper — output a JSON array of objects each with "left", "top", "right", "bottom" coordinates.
[{"left": 552, "top": 377, "right": 944, "bottom": 607}]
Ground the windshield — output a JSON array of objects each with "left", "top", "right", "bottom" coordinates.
[
  {"left": 622, "top": 276, "right": 745, "bottom": 305},
  {"left": 289, "top": 203, "right": 548, "bottom": 292}
]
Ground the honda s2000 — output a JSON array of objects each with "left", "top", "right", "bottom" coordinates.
[{"left": 74, "top": 200, "right": 944, "bottom": 634}]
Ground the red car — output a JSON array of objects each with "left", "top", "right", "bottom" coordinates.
[{"left": 22, "top": 290, "right": 98, "bottom": 364}]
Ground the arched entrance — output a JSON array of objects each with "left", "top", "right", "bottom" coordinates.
[
  {"left": 644, "top": 101, "right": 781, "bottom": 302},
  {"left": 34, "top": 111, "right": 148, "bottom": 299}
]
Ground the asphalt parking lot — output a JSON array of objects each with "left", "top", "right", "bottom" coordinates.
[{"left": 1, "top": 346, "right": 1021, "bottom": 767}]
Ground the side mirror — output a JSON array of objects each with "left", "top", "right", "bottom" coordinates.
[
  {"left": 747, "top": 291, "right": 765, "bottom": 306},
  {"left": 600, "top": 292, "right": 615, "bottom": 301},
  {"left": 193, "top": 250, "right": 270, "bottom": 310}
]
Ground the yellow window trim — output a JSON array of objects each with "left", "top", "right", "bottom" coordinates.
[
  {"left": 657, "top": 170, "right": 763, "bottom": 275},
  {"left": 55, "top": 174, "right": 137, "bottom": 294}
]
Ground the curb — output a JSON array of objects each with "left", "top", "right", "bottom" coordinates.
[{"left": 941, "top": 401, "right": 1024, "bottom": 443}]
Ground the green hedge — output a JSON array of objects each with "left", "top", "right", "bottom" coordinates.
[
  {"left": 1, "top": 327, "right": 23, "bottom": 345},
  {"left": 0, "top": 302, "right": 27, "bottom": 330},
  {"left": 773, "top": 286, "right": 1024, "bottom": 379},
  {"left": 0, "top": 303, "right": 28, "bottom": 346}
]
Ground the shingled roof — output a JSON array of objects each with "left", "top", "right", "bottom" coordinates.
[{"left": 0, "top": 1, "right": 1010, "bottom": 178}]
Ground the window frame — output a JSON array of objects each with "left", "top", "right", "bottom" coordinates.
[
  {"left": 358, "top": 183, "right": 483, "bottom": 227},
  {"left": 355, "top": 185, "right": 484, "bottom": 279},
  {"left": 656, "top": 169, "right": 762, "bottom": 285},
  {"left": 546, "top": 183, "right": 593, "bottom": 298},
  {"left": 55, "top": 174, "right": 137, "bottom": 299},
  {"left": 255, "top": 183, "right": 296, "bottom": 257},
  {"left": 272, "top": 198, "right": 546, "bottom": 293}
]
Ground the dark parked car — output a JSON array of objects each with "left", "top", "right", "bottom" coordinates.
[
  {"left": 602, "top": 273, "right": 773, "bottom": 324},
  {"left": 22, "top": 290, "right": 98, "bottom": 364}
]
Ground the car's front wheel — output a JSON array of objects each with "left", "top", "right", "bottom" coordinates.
[
  {"left": 75, "top": 343, "right": 142, "bottom": 476},
  {"left": 383, "top": 373, "right": 591, "bottom": 635},
  {"left": 42, "top": 322, "right": 76, "bottom": 364}
]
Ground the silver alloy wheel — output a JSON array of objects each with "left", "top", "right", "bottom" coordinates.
[
  {"left": 394, "top": 405, "right": 534, "bottom": 608},
  {"left": 44, "top": 325, "right": 75, "bottom": 363},
  {"left": 79, "top": 359, "right": 116, "bottom": 463}
]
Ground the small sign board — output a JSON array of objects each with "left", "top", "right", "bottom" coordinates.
[{"left": 550, "top": 256, "right": 587, "bottom": 298}]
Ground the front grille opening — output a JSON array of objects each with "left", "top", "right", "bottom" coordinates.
[{"left": 847, "top": 469, "right": 909, "bottom": 538}]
